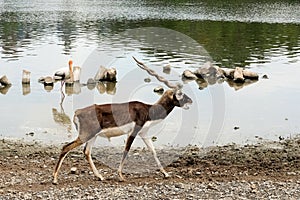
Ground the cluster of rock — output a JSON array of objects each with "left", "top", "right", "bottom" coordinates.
[
  {"left": 182, "top": 62, "right": 261, "bottom": 90},
  {"left": 1, "top": 64, "right": 118, "bottom": 95},
  {"left": 38, "top": 66, "right": 117, "bottom": 93},
  {"left": 1, "top": 61, "right": 265, "bottom": 95}
]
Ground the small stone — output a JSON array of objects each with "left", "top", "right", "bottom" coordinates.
[
  {"left": 262, "top": 74, "right": 269, "bottom": 79},
  {"left": 144, "top": 77, "right": 151, "bottom": 83},
  {"left": 207, "top": 183, "right": 216, "bottom": 190},
  {"left": 133, "top": 152, "right": 139, "bottom": 156},
  {"left": 153, "top": 86, "right": 164, "bottom": 94},
  {"left": 163, "top": 64, "right": 171, "bottom": 74},
  {"left": 70, "top": 167, "right": 77, "bottom": 174},
  {"left": 250, "top": 184, "right": 256, "bottom": 190},
  {"left": 151, "top": 136, "right": 157, "bottom": 142},
  {"left": 279, "top": 136, "right": 284, "bottom": 141},
  {"left": 175, "top": 183, "right": 184, "bottom": 189},
  {"left": 38, "top": 76, "right": 45, "bottom": 83},
  {"left": 287, "top": 172, "right": 296, "bottom": 176},
  {"left": 175, "top": 175, "right": 182, "bottom": 179},
  {"left": 26, "top": 132, "right": 34, "bottom": 136},
  {"left": 44, "top": 76, "right": 54, "bottom": 86}
]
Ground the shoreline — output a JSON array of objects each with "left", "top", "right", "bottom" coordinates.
[{"left": 0, "top": 136, "right": 299, "bottom": 198}]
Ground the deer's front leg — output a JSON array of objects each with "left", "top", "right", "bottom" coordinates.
[
  {"left": 139, "top": 132, "right": 170, "bottom": 178},
  {"left": 118, "top": 124, "right": 142, "bottom": 181}
]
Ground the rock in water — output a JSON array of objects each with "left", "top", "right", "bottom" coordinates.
[
  {"left": 262, "top": 74, "right": 269, "bottom": 79},
  {"left": 87, "top": 78, "right": 96, "bottom": 90},
  {"left": 233, "top": 67, "right": 245, "bottom": 83},
  {"left": 182, "top": 70, "right": 197, "bottom": 80},
  {"left": 243, "top": 70, "right": 259, "bottom": 80},
  {"left": 153, "top": 86, "right": 164, "bottom": 94},
  {"left": 0, "top": 75, "right": 11, "bottom": 86},
  {"left": 94, "top": 66, "right": 117, "bottom": 82},
  {"left": 163, "top": 65, "right": 171, "bottom": 74},
  {"left": 44, "top": 76, "right": 54, "bottom": 86},
  {"left": 22, "top": 70, "right": 31, "bottom": 84},
  {"left": 223, "top": 69, "right": 235, "bottom": 79},
  {"left": 144, "top": 77, "right": 151, "bottom": 83}
]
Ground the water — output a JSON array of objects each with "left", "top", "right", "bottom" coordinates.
[{"left": 0, "top": 0, "right": 300, "bottom": 147}]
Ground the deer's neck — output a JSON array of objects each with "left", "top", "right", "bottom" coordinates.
[{"left": 150, "top": 96, "right": 175, "bottom": 120}]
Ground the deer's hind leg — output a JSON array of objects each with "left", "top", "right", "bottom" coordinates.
[
  {"left": 53, "top": 137, "right": 83, "bottom": 184},
  {"left": 83, "top": 136, "right": 104, "bottom": 181}
]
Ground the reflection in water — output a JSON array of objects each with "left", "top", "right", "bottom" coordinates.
[
  {"left": 52, "top": 108, "right": 72, "bottom": 134},
  {"left": 96, "top": 81, "right": 117, "bottom": 95},
  {"left": 226, "top": 79, "right": 258, "bottom": 91},
  {"left": 0, "top": 17, "right": 299, "bottom": 66},
  {"left": 51, "top": 79, "right": 117, "bottom": 135},
  {"left": 22, "top": 83, "right": 30, "bottom": 95},
  {"left": 65, "top": 82, "right": 81, "bottom": 95},
  {"left": 44, "top": 85, "right": 54, "bottom": 92},
  {"left": 184, "top": 74, "right": 258, "bottom": 91},
  {"left": 52, "top": 84, "right": 72, "bottom": 134}
]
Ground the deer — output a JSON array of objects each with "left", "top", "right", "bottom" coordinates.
[{"left": 52, "top": 57, "right": 193, "bottom": 184}]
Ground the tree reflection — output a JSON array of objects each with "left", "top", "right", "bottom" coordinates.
[{"left": 0, "top": 16, "right": 299, "bottom": 66}]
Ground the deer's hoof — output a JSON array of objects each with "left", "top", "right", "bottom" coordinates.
[
  {"left": 163, "top": 173, "right": 170, "bottom": 179},
  {"left": 52, "top": 179, "right": 58, "bottom": 185},
  {"left": 118, "top": 175, "right": 126, "bottom": 182},
  {"left": 119, "top": 177, "right": 126, "bottom": 182}
]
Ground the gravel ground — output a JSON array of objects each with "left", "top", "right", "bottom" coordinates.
[{"left": 0, "top": 136, "right": 299, "bottom": 199}]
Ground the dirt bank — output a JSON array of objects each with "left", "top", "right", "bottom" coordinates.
[{"left": 0, "top": 136, "right": 299, "bottom": 199}]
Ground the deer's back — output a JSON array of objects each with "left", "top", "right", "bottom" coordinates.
[{"left": 74, "top": 102, "right": 151, "bottom": 135}]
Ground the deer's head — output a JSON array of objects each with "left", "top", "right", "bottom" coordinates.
[
  {"left": 172, "top": 89, "right": 193, "bottom": 110},
  {"left": 133, "top": 57, "right": 193, "bottom": 110}
]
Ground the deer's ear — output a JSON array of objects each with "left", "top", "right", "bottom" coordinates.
[{"left": 175, "top": 90, "right": 183, "bottom": 100}]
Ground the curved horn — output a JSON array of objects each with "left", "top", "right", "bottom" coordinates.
[{"left": 133, "top": 57, "right": 179, "bottom": 89}]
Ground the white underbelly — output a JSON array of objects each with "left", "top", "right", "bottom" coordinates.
[{"left": 98, "top": 122, "right": 135, "bottom": 139}]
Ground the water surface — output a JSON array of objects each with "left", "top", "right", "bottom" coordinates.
[{"left": 0, "top": 0, "right": 300, "bottom": 147}]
